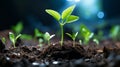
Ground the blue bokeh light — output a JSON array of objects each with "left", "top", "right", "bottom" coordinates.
[{"left": 97, "top": 11, "right": 104, "bottom": 19}]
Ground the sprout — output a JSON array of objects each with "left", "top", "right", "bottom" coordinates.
[
  {"left": 38, "top": 38, "right": 44, "bottom": 47},
  {"left": 34, "top": 28, "right": 43, "bottom": 38},
  {"left": 1, "top": 37, "right": 6, "bottom": 44},
  {"left": 110, "top": 25, "right": 120, "bottom": 41},
  {"left": 79, "top": 24, "right": 94, "bottom": 45},
  {"left": 9, "top": 32, "right": 21, "bottom": 48},
  {"left": 44, "top": 32, "right": 55, "bottom": 46},
  {"left": 45, "top": 5, "right": 79, "bottom": 46},
  {"left": 79, "top": 40, "right": 82, "bottom": 45},
  {"left": 66, "top": 32, "right": 78, "bottom": 47},
  {"left": 12, "top": 21, "right": 23, "bottom": 34},
  {"left": 93, "top": 38, "right": 99, "bottom": 45}
]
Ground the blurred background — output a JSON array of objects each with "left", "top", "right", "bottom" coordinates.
[{"left": 0, "top": 0, "right": 120, "bottom": 34}]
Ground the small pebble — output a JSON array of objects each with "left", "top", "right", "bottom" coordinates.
[
  {"left": 53, "top": 61, "right": 59, "bottom": 64},
  {"left": 32, "top": 62, "right": 39, "bottom": 66}
]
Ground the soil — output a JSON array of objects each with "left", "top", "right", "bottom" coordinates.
[{"left": 0, "top": 30, "right": 120, "bottom": 67}]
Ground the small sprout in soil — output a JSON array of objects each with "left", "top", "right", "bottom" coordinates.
[
  {"left": 44, "top": 32, "right": 55, "bottom": 46},
  {"left": 38, "top": 38, "right": 43, "bottom": 47},
  {"left": 66, "top": 32, "right": 78, "bottom": 47},
  {"left": 79, "top": 40, "right": 82, "bottom": 45},
  {"left": 79, "top": 24, "right": 94, "bottom": 45},
  {"left": 45, "top": 5, "right": 79, "bottom": 46},
  {"left": 1, "top": 37, "right": 6, "bottom": 44},
  {"left": 12, "top": 21, "right": 23, "bottom": 34},
  {"left": 93, "top": 38, "right": 99, "bottom": 45},
  {"left": 94, "top": 30, "right": 104, "bottom": 41},
  {"left": 9, "top": 32, "right": 21, "bottom": 48},
  {"left": 110, "top": 25, "right": 120, "bottom": 41},
  {"left": 34, "top": 28, "right": 43, "bottom": 38}
]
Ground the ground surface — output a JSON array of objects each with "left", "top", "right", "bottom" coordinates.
[{"left": 0, "top": 30, "right": 120, "bottom": 67}]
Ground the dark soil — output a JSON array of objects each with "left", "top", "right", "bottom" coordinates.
[{"left": 0, "top": 30, "right": 120, "bottom": 67}]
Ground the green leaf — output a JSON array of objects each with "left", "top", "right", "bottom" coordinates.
[
  {"left": 1, "top": 37, "right": 6, "bottom": 44},
  {"left": 34, "top": 28, "right": 43, "bottom": 37},
  {"left": 12, "top": 22, "right": 23, "bottom": 34},
  {"left": 45, "top": 9, "right": 60, "bottom": 21},
  {"left": 44, "top": 32, "right": 50, "bottom": 41},
  {"left": 62, "top": 5, "right": 76, "bottom": 21},
  {"left": 20, "top": 34, "right": 32, "bottom": 40},
  {"left": 66, "top": 33, "right": 73, "bottom": 39},
  {"left": 66, "top": 15, "right": 79, "bottom": 23},
  {"left": 9, "top": 32, "right": 15, "bottom": 44},
  {"left": 16, "top": 34, "right": 21, "bottom": 40}
]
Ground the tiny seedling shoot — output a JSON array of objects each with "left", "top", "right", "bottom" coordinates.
[
  {"left": 45, "top": 5, "right": 79, "bottom": 46},
  {"left": 66, "top": 32, "right": 78, "bottom": 47},
  {"left": 79, "top": 24, "right": 94, "bottom": 44},
  {"left": 44, "top": 32, "right": 55, "bottom": 46},
  {"left": 9, "top": 32, "right": 21, "bottom": 48},
  {"left": 12, "top": 21, "right": 23, "bottom": 34},
  {"left": 1, "top": 37, "right": 6, "bottom": 44},
  {"left": 34, "top": 28, "right": 43, "bottom": 38}
]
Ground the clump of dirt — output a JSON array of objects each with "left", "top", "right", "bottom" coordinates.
[{"left": 41, "top": 41, "right": 86, "bottom": 60}]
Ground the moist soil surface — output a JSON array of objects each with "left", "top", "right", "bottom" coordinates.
[{"left": 0, "top": 30, "right": 120, "bottom": 67}]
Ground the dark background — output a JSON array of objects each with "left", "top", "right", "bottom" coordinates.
[{"left": 0, "top": 0, "right": 120, "bottom": 33}]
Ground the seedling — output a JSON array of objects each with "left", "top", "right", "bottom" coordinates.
[
  {"left": 93, "top": 38, "right": 99, "bottom": 45},
  {"left": 110, "top": 25, "right": 120, "bottom": 41},
  {"left": 1, "top": 37, "right": 6, "bottom": 44},
  {"left": 44, "top": 32, "right": 55, "bottom": 46},
  {"left": 66, "top": 32, "right": 78, "bottom": 47},
  {"left": 79, "top": 40, "right": 82, "bottom": 45},
  {"left": 45, "top": 5, "right": 79, "bottom": 46},
  {"left": 12, "top": 21, "right": 23, "bottom": 34},
  {"left": 79, "top": 24, "right": 94, "bottom": 44},
  {"left": 34, "top": 28, "right": 43, "bottom": 38},
  {"left": 9, "top": 32, "right": 21, "bottom": 48},
  {"left": 38, "top": 38, "right": 43, "bottom": 47}
]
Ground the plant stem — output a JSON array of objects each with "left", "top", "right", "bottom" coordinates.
[
  {"left": 73, "top": 39, "right": 75, "bottom": 47},
  {"left": 48, "top": 40, "right": 50, "bottom": 46},
  {"left": 60, "top": 24, "right": 64, "bottom": 46},
  {"left": 13, "top": 43, "right": 16, "bottom": 48}
]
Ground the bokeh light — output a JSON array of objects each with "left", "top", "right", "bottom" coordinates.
[{"left": 97, "top": 11, "right": 104, "bottom": 19}]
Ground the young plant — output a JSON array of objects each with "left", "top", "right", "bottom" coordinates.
[
  {"left": 34, "top": 28, "right": 43, "bottom": 38},
  {"left": 1, "top": 37, "right": 6, "bottom": 44},
  {"left": 12, "top": 21, "right": 23, "bottom": 34},
  {"left": 79, "top": 24, "right": 94, "bottom": 44},
  {"left": 93, "top": 38, "right": 99, "bottom": 45},
  {"left": 9, "top": 32, "right": 21, "bottom": 48},
  {"left": 45, "top": 5, "right": 79, "bottom": 46},
  {"left": 44, "top": 32, "right": 55, "bottom": 46},
  {"left": 66, "top": 32, "right": 78, "bottom": 47},
  {"left": 38, "top": 38, "right": 44, "bottom": 47},
  {"left": 110, "top": 25, "right": 120, "bottom": 41}
]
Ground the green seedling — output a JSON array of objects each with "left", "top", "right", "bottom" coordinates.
[
  {"left": 79, "top": 24, "right": 94, "bottom": 44},
  {"left": 38, "top": 38, "right": 44, "bottom": 47},
  {"left": 66, "top": 32, "right": 78, "bottom": 47},
  {"left": 110, "top": 25, "right": 120, "bottom": 40},
  {"left": 79, "top": 40, "right": 82, "bottom": 45},
  {"left": 1, "top": 37, "right": 6, "bottom": 44},
  {"left": 44, "top": 32, "right": 55, "bottom": 46},
  {"left": 45, "top": 5, "right": 79, "bottom": 46},
  {"left": 12, "top": 21, "right": 23, "bottom": 34},
  {"left": 93, "top": 38, "right": 99, "bottom": 45},
  {"left": 94, "top": 30, "right": 104, "bottom": 41},
  {"left": 9, "top": 32, "right": 21, "bottom": 48},
  {"left": 34, "top": 28, "right": 43, "bottom": 38}
]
